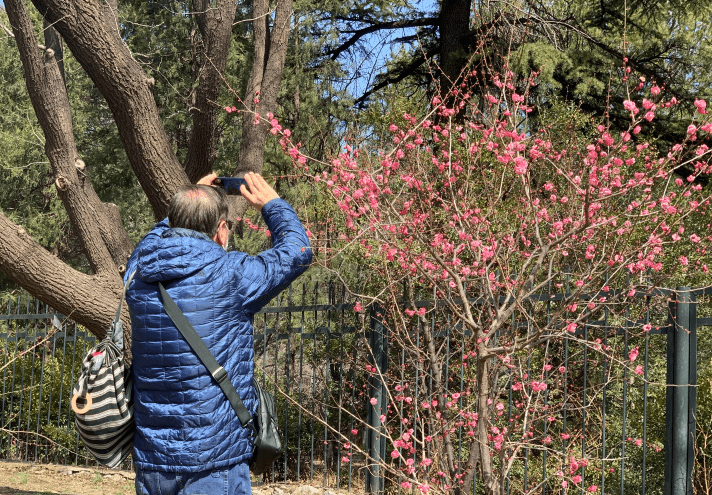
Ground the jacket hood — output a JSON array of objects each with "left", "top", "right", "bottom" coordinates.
[{"left": 136, "top": 228, "right": 226, "bottom": 283}]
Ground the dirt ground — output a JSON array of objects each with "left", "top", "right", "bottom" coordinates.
[
  {"left": 0, "top": 461, "right": 357, "bottom": 495},
  {"left": 0, "top": 461, "right": 134, "bottom": 495}
]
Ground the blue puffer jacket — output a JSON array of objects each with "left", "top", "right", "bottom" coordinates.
[{"left": 123, "top": 199, "right": 312, "bottom": 472}]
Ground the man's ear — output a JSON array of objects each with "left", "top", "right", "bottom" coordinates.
[{"left": 213, "top": 220, "right": 228, "bottom": 248}]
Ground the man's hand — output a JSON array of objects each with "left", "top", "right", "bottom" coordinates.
[
  {"left": 241, "top": 172, "right": 280, "bottom": 212},
  {"left": 196, "top": 173, "right": 217, "bottom": 186}
]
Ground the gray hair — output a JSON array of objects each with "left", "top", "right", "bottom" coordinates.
[{"left": 168, "top": 185, "right": 228, "bottom": 237}]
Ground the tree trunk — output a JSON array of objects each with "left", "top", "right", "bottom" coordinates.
[
  {"left": 43, "top": 20, "right": 64, "bottom": 83},
  {"left": 184, "top": 0, "right": 239, "bottom": 182},
  {"left": 439, "top": 0, "right": 472, "bottom": 99},
  {"left": 4, "top": 0, "right": 133, "bottom": 349},
  {"left": 0, "top": 213, "right": 129, "bottom": 344},
  {"left": 234, "top": 0, "right": 293, "bottom": 177},
  {"left": 6, "top": 0, "right": 128, "bottom": 275},
  {"left": 30, "top": 0, "right": 189, "bottom": 219}
]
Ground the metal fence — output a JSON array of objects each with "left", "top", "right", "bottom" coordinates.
[{"left": 0, "top": 283, "right": 708, "bottom": 495}]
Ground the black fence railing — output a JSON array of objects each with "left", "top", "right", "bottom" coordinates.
[{"left": 0, "top": 283, "right": 708, "bottom": 495}]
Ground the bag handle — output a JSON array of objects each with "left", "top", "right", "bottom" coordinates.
[
  {"left": 110, "top": 271, "right": 136, "bottom": 346},
  {"left": 158, "top": 282, "right": 256, "bottom": 434}
]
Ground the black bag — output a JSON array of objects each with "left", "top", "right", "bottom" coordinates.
[
  {"left": 159, "top": 283, "right": 283, "bottom": 474},
  {"left": 251, "top": 378, "right": 282, "bottom": 474},
  {"left": 71, "top": 272, "right": 135, "bottom": 468}
]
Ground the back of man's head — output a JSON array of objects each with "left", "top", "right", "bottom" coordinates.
[{"left": 168, "top": 185, "right": 229, "bottom": 237}]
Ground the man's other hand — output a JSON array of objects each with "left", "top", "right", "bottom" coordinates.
[
  {"left": 241, "top": 172, "right": 280, "bottom": 212},
  {"left": 196, "top": 173, "right": 217, "bottom": 186}
]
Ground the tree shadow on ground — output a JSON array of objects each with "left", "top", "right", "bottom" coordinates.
[{"left": 0, "top": 487, "right": 75, "bottom": 495}]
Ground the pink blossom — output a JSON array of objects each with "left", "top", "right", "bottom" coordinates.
[
  {"left": 370, "top": 397, "right": 378, "bottom": 406},
  {"left": 401, "top": 482, "right": 412, "bottom": 489},
  {"left": 224, "top": 106, "right": 233, "bottom": 113},
  {"left": 687, "top": 124, "right": 697, "bottom": 136},
  {"left": 635, "top": 365, "right": 644, "bottom": 375},
  {"left": 623, "top": 100, "right": 637, "bottom": 112},
  {"left": 417, "top": 484, "right": 430, "bottom": 494},
  {"left": 588, "top": 485, "right": 599, "bottom": 492},
  {"left": 390, "top": 450, "right": 400, "bottom": 458},
  {"left": 572, "top": 475, "right": 583, "bottom": 484},
  {"left": 695, "top": 99, "right": 707, "bottom": 114},
  {"left": 629, "top": 347, "right": 639, "bottom": 362},
  {"left": 651, "top": 85, "right": 661, "bottom": 96},
  {"left": 643, "top": 324, "right": 652, "bottom": 332},
  {"left": 341, "top": 456, "right": 350, "bottom": 463},
  {"left": 679, "top": 256, "right": 689, "bottom": 266},
  {"left": 354, "top": 302, "right": 364, "bottom": 312}
]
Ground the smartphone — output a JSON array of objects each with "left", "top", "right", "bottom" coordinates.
[{"left": 214, "top": 177, "right": 247, "bottom": 195}]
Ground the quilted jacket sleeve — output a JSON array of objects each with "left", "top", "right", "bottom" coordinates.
[
  {"left": 238, "top": 199, "right": 312, "bottom": 313},
  {"left": 123, "top": 218, "right": 170, "bottom": 283}
]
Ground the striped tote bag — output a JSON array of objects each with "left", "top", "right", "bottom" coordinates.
[{"left": 71, "top": 273, "right": 135, "bottom": 468}]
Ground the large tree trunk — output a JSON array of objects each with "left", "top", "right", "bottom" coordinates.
[
  {"left": 5, "top": 0, "right": 128, "bottom": 275},
  {"left": 0, "top": 214, "right": 129, "bottom": 340},
  {"left": 235, "top": 0, "right": 293, "bottom": 177},
  {"left": 439, "top": 0, "right": 472, "bottom": 99},
  {"left": 30, "top": 0, "right": 189, "bottom": 219},
  {"left": 184, "top": 0, "right": 239, "bottom": 182},
  {"left": 4, "top": 0, "right": 132, "bottom": 346}
]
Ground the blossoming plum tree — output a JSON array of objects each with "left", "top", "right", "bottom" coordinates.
[{"left": 270, "top": 57, "right": 712, "bottom": 493}]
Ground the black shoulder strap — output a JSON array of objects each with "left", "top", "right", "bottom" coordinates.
[{"left": 158, "top": 282, "right": 255, "bottom": 432}]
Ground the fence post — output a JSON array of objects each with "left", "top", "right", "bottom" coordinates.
[
  {"left": 665, "top": 288, "right": 697, "bottom": 495},
  {"left": 366, "top": 304, "right": 388, "bottom": 494}
]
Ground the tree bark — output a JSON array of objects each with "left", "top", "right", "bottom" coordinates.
[
  {"left": 439, "top": 0, "right": 472, "bottom": 98},
  {"left": 0, "top": 213, "right": 130, "bottom": 342},
  {"left": 5, "top": 0, "right": 126, "bottom": 276},
  {"left": 184, "top": 0, "right": 238, "bottom": 182},
  {"left": 43, "top": 20, "right": 64, "bottom": 82},
  {"left": 30, "top": 0, "right": 189, "bottom": 219},
  {"left": 4, "top": 0, "right": 134, "bottom": 350},
  {"left": 235, "top": 0, "right": 293, "bottom": 177}
]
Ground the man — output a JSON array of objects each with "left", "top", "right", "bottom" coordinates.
[{"left": 123, "top": 172, "right": 312, "bottom": 494}]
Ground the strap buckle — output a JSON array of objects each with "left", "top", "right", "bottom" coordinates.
[{"left": 212, "top": 366, "right": 228, "bottom": 384}]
